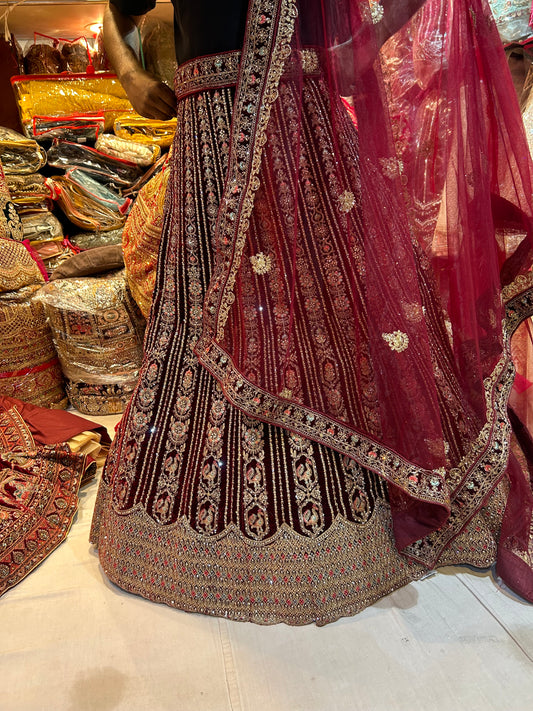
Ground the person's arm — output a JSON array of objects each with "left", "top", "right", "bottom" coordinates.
[{"left": 103, "top": 2, "right": 176, "bottom": 120}]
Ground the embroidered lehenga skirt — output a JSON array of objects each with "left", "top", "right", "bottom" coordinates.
[{"left": 87, "top": 48, "right": 524, "bottom": 625}]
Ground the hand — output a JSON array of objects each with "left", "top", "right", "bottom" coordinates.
[{"left": 122, "top": 68, "right": 177, "bottom": 120}]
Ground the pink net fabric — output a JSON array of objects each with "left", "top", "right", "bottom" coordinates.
[{"left": 192, "top": 0, "right": 533, "bottom": 596}]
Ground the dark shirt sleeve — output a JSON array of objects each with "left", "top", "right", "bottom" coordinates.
[{"left": 109, "top": 0, "right": 156, "bottom": 16}]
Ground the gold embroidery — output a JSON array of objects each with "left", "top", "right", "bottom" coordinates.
[
  {"left": 242, "top": 416, "right": 269, "bottom": 540},
  {"left": 249, "top": 252, "right": 272, "bottom": 275},
  {"left": 381, "top": 330, "right": 410, "bottom": 353},
  {"left": 379, "top": 156, "right": 404, "bottom": 180},
  {"left": 338, "top": 190, "right": 356, "bottom": 213},
  {"left": 198, "top": 0, "right": 298, "bottom": 343},
  {"left": 370, "top": 1, "right": 384, "bottom": 24},
  {"left": 289, "top": 433, "right": 325, "bottom": 536}
]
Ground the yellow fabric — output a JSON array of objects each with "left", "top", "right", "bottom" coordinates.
[
  {"left": 123, "top": 159, "right": 170, "bottom": 317},
  {"left": 12, "top": 75, "right": 134, "bottom": 132}
]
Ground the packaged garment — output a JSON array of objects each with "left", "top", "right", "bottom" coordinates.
[
  {"left": 140, "top": 17, "right": 177, "bottom": 88},
  {"left": 28, "top": 236, "right": 70, "bottom": 272},
  {"left": 11, "top": 73, "right": 134, "bottom": 133},
  {"left": 36, "top": 273, "right": 145, "bottom": 414},
  {"left": 123, "top": 159, "right": 170, "bottom": 317},
  {"left": 29, "top": 114, "right": 105, "bottom": 144},
  {"left": 64, "top": 168, "right": 131, "bottom": 214},
  {"left": 121, "top": 152, "right": 168, "bottom": 199},
  {"left": 47, "top": 140, "right": 142, "bottom": 187},
  {"left": 0, "top": 284, "right": 66, "bottom": 409},
  {"left": 69, "top": 227, "right": 124, "bottom": 250},
  {"left": 24, "top": 44, "right": 63, "bottom": 75},
  {"left": 488, "top": 1, "right": 532, "bottom": 43},
  {"left": 23, "top": 35, "right": 92, "bottom": 75},
  {"left": 95, "top": 133, "right": 161, "bottom": 167},
  {"left": 51, "top": 176, "right": 126, "bottom": 232},
  {"left": 20, "top": 210, "right": 63, "bottom": 241},
  {"left": 0, "top": 127, "right": 47, "bottom": 174},
  {"left": 6, "top": 173, "right": 54, "bottom": 208},
  {"left": 114, "top": 113, "right": 177, "bottom": 148},
  {"left": 60, "top": 41, "right": 92, "bottom": 74}
]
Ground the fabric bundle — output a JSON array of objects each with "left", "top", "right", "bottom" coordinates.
[
  {"left": 0, "top": 128, "right": 46, "bottom": 175},
  {"left": 29, "top": 114, "right": 105, "bottom": 144},
  {"left": 11, "top": 73, "right": 134, "bottom": 133},
  {"left": 5, "top": 173, "right": 54, "bottom": 210},
  {"left": 47, "top": 140, "right": 142, "bottom": 187},
  {"left": 36, "top": 273, "right": 145, "bottom": 415},
  {"left": 0, "top": 285, "right": 66, "bottom": 409},
  {"left": 95, "top": 133, "right": 161, "bottom": 168},
  {"left": 113, "top": 114, "right": 177, "bottom": 148},
  {"left": 488, "top": 0, "right": 532, "bottom": 43},
  {"left": 69, "top": 228, "right": 124, "bottom": 251},
  {"left": 50, "top": 176, "right": 126, "bottom": 232},
  {"left": 0, "top": 399, "right": 101, "bottom": 598}
]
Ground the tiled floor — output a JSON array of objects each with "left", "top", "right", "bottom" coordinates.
[{"left": 2, "top": 413, "right": 533, "bottom": 711}]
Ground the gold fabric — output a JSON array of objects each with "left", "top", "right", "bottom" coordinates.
[
  {"left": 123, "top": 159, "right": 170, "bottom": 317},
  {"left": 0, "top": 159, "right": 24, "bottom": 241},
  {"left": 0, "top": 285, "right": 66, "bottom": 409},
  {"left": 113, "top": 114, "right": 177, "bottom": 148},
  {"left": 12, "top": 75, "right": 134, "bottom": 133},
  {"left": 37, "top": 273, "right": 145, "bottom": 415},
  {"left": 0, "top": 239, "right": 44, "bottom": 293}
]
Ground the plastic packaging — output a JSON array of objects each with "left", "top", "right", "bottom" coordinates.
[
  {"left": 0, "top": 284, "right": 67, "bottom": 409},
  {"left": 20, "top": 210, "right": 63, "bottom": 241},
  {"left": 114, "top": 113, "right": 177, "bottom": 148},
  {"left": 6, "top": 173, "right": 54, "bottom": 207},
  {"left": 95, "top": 133, "right": 161, "bottom": 167},
  {"left": 51, "top": 176, "right": 126, "bottom": 232},
  {"left": 0, "top": 127, "right": 47, "bottom": 174},
  {"left": 47, "top": 140, "right": 142, "bottom": 187},
  {"left": 65, "top": 168, "right": 131, "bottom": 214},
  {"left": 488, "top": 1, "right": 532, "bottom": 43},
  {"left": 29, "top": 113, "right": 105, "bottom": 144},
  {"left": 69, "top": 228, "right": 124, "bottom": 250},
  {"left": 140, "top": 17, "right": 176, "bottom": 88},
  {"left": 121, "top": 152, "right": 169, "bottom": 198},
  {"left": 11, "top": 73, "right": 134, "bottom": 133},
  {"left": 36, "top": 273, "right": 145, "bottom": 414}
]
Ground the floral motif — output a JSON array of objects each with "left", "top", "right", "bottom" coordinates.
[
  {"left": 250, "top": 252, "right": 273, "bottom": 275},
  {"left": 382, "top": 330, "right": 410, "bottom": 353},
  {"left": 338, "top": 190, "right": 356, "bottom": 213},
  {"left": 369, "top": 0, "right": 384, "bottom": 24}
]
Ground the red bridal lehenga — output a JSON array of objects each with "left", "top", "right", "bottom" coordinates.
[{"left": 91, "top": 0, "right": 533, "bottom": 624}]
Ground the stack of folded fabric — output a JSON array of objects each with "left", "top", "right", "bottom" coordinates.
[
  {"left": 36, "top": 271, "right": 145, "bottom": 415},
  {"left": 0, "top": 158, "right": 66, "bottom": 409}
]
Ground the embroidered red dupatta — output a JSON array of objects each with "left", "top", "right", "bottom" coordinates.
[{"left": 191, "top": 0, "right": 533, "bottom": 599}]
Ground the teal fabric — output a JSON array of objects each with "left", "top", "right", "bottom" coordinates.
[{"left": 488, "top": 0, "right": 532, "bottom": 42}]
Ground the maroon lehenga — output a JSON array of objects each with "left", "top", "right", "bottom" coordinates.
[{"left": 91, "top": 0, "right": 533, "bottom": 624}]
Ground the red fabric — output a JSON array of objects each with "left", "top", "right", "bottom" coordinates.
[
  {"left": 190, "top": 0, "right": 533, "bottom": 595},
  {"left": 0, "top": 395, "right": 111, "bottom": 445}
]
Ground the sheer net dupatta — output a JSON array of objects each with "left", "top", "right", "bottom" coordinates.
[{"left": 194, "top": 0, "right": 533, "bottom": 597}]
